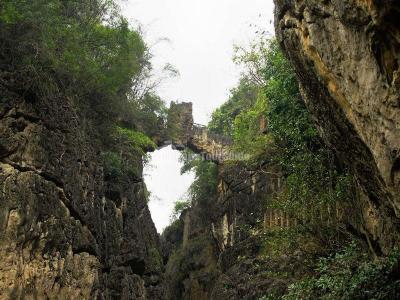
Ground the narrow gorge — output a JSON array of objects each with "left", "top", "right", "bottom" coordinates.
[{"left": 1, "top": 0, "right": 400, "bottom": 299}]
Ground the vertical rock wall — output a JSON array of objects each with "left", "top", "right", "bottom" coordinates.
[
  {"left": 211, "top": 162, "right": 282, "bottom": 251},
  {"left": 163, "top": 161, "right": 285, "bottom": 299},
  {"left": 0, "top": 91, "right": 165, "bottom": 298},
  {"left": 274, "top": 0, "right": 400, "bottom": 253}
]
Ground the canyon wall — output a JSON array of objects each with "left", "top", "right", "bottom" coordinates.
[
  {"left": 274, "top": 0, "right": 400, "bottom": 254},
  {"left": 162, "top": 161, "right": 309, "bottom": 299},
  {"left": 0, "top": 92, "right": 165, "bottom": 298}
]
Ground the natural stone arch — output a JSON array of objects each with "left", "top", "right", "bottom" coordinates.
[{"left": 160, "top": 102, "right": 233, "bottom": 163}]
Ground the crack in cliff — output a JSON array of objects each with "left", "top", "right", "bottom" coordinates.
[
  {"left": 0, "top": 146, "right": 18, "bottom": 160},
  {"left": 12, "top": 111, "right": 41, "bottom": 124},
  {"left": 0, "top": 106, "right": 14, "bottom": 120},
  {"left": 0, "top": 160, "right": 99, "bottom": 251},
  {"left": 3, "top": 159, "right": 64, "bottom": 188},
  {"left": 101, "top": 257, "right": 146, "bottom": 277},
  {"left": 4, "top": 108, "right": 67, "bottom": 134},
  {"left": 72, "top": 245, "right": 98, "bottom": 257}
]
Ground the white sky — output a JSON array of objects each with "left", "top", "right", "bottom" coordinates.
[
  {"left": 120, "top": 0, "right": 275, "bottom": 233},
  {"left": 143, "top": 146, "right": 193, "bottom": 232}
]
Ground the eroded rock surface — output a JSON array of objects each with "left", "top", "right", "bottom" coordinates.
[
  {"left": 162, "top": 161, "right": 287, "bottom": 299},
  {"left": 274, "top": 0, "right": 400, "bottom": 253},
  {"left": 0, "top": 91, "right": 165, "bottom": 298}
]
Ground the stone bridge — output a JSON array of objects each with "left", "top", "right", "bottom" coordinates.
[{"left": 162, "top": 102, "right": 234, "bottom": 163}]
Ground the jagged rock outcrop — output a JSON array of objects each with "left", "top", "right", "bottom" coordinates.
[
  {"left": 0, "top": 92, "right": 165, "bottom": 298},
  {"left": 274, "top": 0, "right": 400, "bottom": 254}
]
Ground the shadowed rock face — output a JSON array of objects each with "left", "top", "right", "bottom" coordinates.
[
  {"left": 274, "top": 0, "right": 400, "bottom": 253},
  {"left": 162, "top": 161, "right": 288, "bottom": 300},
  {"left": 0, "top": 92, "right": 165, "bottom": 298}
]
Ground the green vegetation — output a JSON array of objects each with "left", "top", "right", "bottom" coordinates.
[
  {"left": 256, "top": 228, "right": 400, "bottom": 300},
  {"left": 208, "top": 36, "right": 353, "bottom": 230},
  {"left": 209, "top": 78, "right": 259, "bottom": 137},
  {"left": 232, "top": 90, "right": 271, "bottom": 156},
  {"left": 116, "top": 126, "right": 157, "bottom": 154},
  {"left": 259, "top": 227, "right": 312, "bottom": 258},
  {"left": 148, "top": 247, "right": 164, "bottom": 273},
  {"left": 102, "top": 152, "right": 124, "bottom": 180},
  {"left": 128, "top": 93, "right": 168, "bottom": 137},
  {"left": 283, "top": 243, "right": 400, "bottom": 300},
  {"left": 0, "top": 0, "right": 169, "bottom": 180},
  {"left": 102, "top": 151, "right": 140, "bottom": 181},
  {"left": 171, "top": 200, "right": 191, "bottom": 221},
  {"left": 178, "top": 150, "right": 219, "bottom": 222},
  {"left": 0, "top": 1, "right": 144, "bottom": 107},
  {"left": 260, "top": 41, "right": 353, "bottom": 224}
]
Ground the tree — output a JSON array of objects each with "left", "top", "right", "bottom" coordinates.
[
  {"left": 208, "top": 36, "right": 353, "bottom": 228},
  {"left": 0, "top": 0, "right": 170, "bottom": 146}
]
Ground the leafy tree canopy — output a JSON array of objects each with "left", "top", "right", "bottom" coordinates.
[
  {"left": 0, "top": 0, "right": 168, "bottom": 140},
  {"left": 208, "top": 36, "right": 353, "bottom": 228}
]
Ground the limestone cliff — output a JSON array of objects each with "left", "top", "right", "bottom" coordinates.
[
  {"left": 162, "top": 160, "right": 307, "bottom": 299},
  {"left": 0, "top": 91, "right": 165, "bottom": 298},
  {"left": 274, "top": 0, "right": 400, "bottom": 254}
]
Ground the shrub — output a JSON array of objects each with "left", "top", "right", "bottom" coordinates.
[
  {"left": 102, "top": 151, "right": 140, "bottom": 181},
  {"left": 102, "top": 151, "right": 123, "bottom": 180},
  {"left": 283, "top": 243, "right": 400, "bottom": 300},
  {"left": 116, "top": 126, "right": 156, "bottom": 154},
  {"left": 0, "top": 0, "right": 167, "bottom": 142},
  {"left": 171, "top": 200, "right": 191, "bottom": 221}
]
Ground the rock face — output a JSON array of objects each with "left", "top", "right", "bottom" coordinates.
[
  {"left": 167, "top": 102, "right": 194, "bottom": 149},
  {"left": 274, "top": 0, "right": 400, "bottom": 254},
  {"left": 0, "top": 92, "right": 165, "bottom": 298},
  {"left": 167, "top": 102, "right": 233, "bottom": 163},
  {"left": 163, "top": 161, "right": 287, "bottom": 299},
  {"left": 211, "top": 162, "right": 282, "bottom": 251}
]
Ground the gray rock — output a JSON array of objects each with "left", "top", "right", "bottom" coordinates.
[
  {"left": 0, "top": 91, "right": 166, "bottom": 298},
  {"left": 274, "top": 0, "right": 400, "bottom": 254}
]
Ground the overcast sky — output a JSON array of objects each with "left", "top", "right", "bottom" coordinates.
[{"left": 120, "top": 0, "right": 275, "bottom": 232}]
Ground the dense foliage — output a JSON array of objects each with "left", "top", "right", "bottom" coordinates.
[
  {"left": 0, "top": 0, "right": 168, "bottom": 180},
  {"left": 173, "top": 149, "right": 219, "bottom": 221},
  {"left": 208, "top": 37, "right": 353, "bottom": 229},
  {"left": 1, "top": 1, "right": 139, "bottom": 105},
  {"left": 171, "top": 200, "right": 191, "bottom": 221},
  {"left": 0, "top": 0, "right": 167, "bottom": 130},
  {"left": 208, "top": 78, "right": 259, "bottom": 137},
  {"left": 116, "top": 126, "right": 157, "bottom": 154},
  {"left": 282, "top": 242, "right": 400, "bottom": 300}
]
